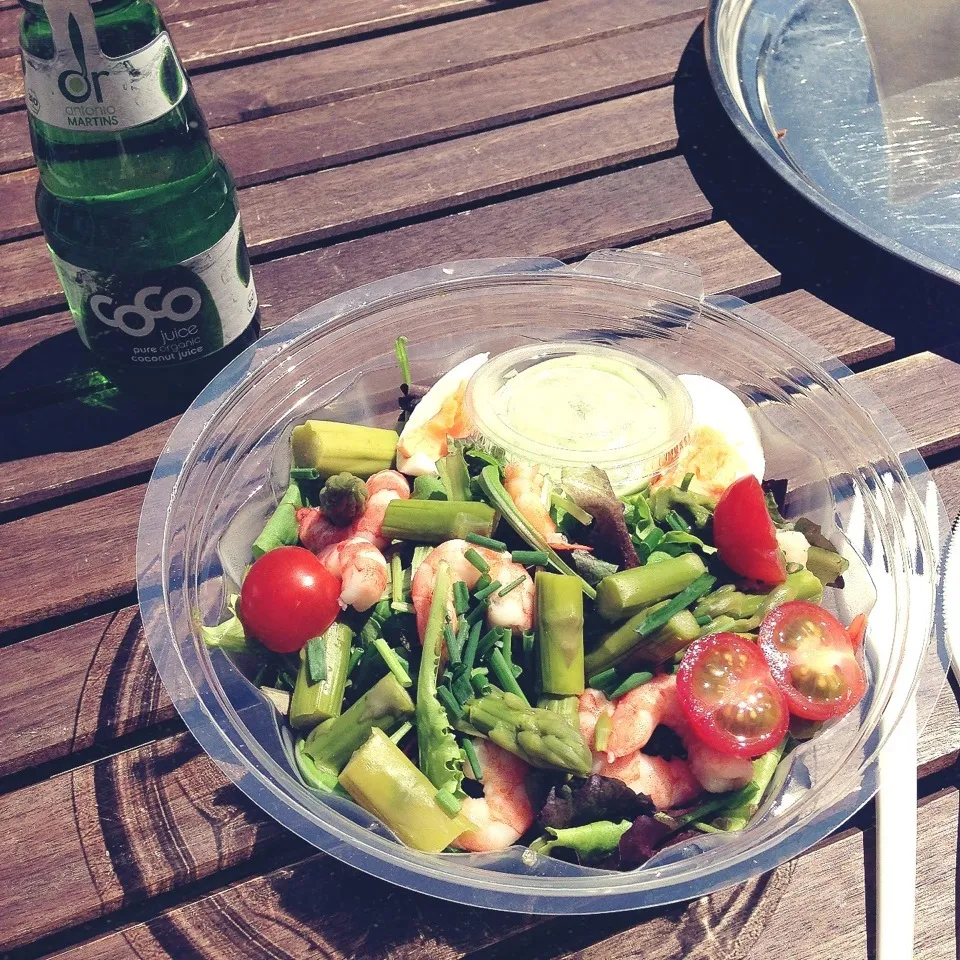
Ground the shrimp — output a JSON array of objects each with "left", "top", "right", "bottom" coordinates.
[
  {"left": 504, "top": 463, "right": 567, "bottom": 547},
  {"left": 485, "top": 556, "right": 535, "bottom": 635},
  {"left": 604, "top": 673, "right": 754, "bottom": 795},
  {"left": 597, "top": 750, "right": 702, "bottom": 811},
  {"left": 318, "top": 536, "right": 388, "bottom": 612},
  {"left": 297, "top": 470, "right": 410, "bottom": 555},
  {"left": 351, "top": 470, "right": 410, "bottom": 549},
  {"left": 578, "top": 687, "right": 614, "bottom": 748},
  {"left": 410, "top": 539, "right": 534, "bottom": 640},
  {"left": 454, "top": 739, "right": 535, "bottom": 852},
  {"left": 296, "top": 506, "right": 345, "bottom": 553}
]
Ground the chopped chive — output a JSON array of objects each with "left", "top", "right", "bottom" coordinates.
[
  {"left": 680, "top": 472, "right": 694, "bottom": 492},
  {"left": 456, "top": 620, "right": 469, "bottom": 659},
  {"left": 522, "top": 629, "right": 536, "bottom": 678},
  {"left": 452, "top": 668, "right": 474, "bottom": 706},
  {"left": 642, "top": 526, "right": 664, "bottom": 549},
  {"left": 499, "top": 626, "right": 513, "bottom": 671},
  {"left": 290, "top": 466, "right": 320, "bottom": 481},
  {"left": 372, "top": 638, "right": 412, "bottom": 687},
  {"left": 594, "top": 709, "right": 612, "bottom": 752},
  {"left": 465, "top": 598, "right": 491, "bottom": 625},
  {"left": 674, "top": 783, "right": 759, "bottom": 825},
  {"left": 551, "top": 492, "right": 593, "bottom": 526},
  {"left": 464, "top": 548, "right": 490, "bottom": 574},
  {"left": 437, "top": 684, "right": 465, "bottom": 719},
  {"left": 691, "top": 821, "right": 723, "bottom": 834},
  {"left": 489, "top": 648, "right": 529, "bottom": 704},
  {"left": 474, "top": 579, "right": 503, "bottom": 602},
  {"left": 390, "top": 600, "right": 414, "bottom": 614},
  {"left": 374, "top": 598, "right": 392, "bottom": 620},
  {"left": 695, "top": 613, "right": 712, "bottom": 627},
  {"left": 634, "top": 574, "right": 717, "bottom": 637},
  {"left": 462, "top": 738, "right": 483, "bottom": 780},
  {"left": 395, "top": 335, "right": 411, "bottom": 386},
  {"left": 360, "top": 619, "right": 379, "bottom": 645},
  {"left": 435, "top": 788, "right": 462, "bottom": 816},
  {"left": 587, "top": 667, "right": 619, "bottom": 694},
  {"left": 511, "top": 549, "right": 549, "bottom": 567},
  {"left": 475, "top": 574, "right": 492, "bottom": 591},
  {"left": 390, "top": 720, "right": 413, "bottom": 745},
  {"left": 498, "top": 576, "right": 526, "bottom": 597},
  {"left": 609, "top": 671, "right": 654, "bottom": 700},
  {"left": 411, "top": 544, "right": 432, "bottom": 576},
  {"left": 665, "top": 510, "right": 690, "bottom": 532},
  {"left": 346, "top": 647, "right": 363, "bottom": 677},
  {"left": 391, "top": 554, "right": 404, "bottom": 605},
  {"left": 453, "top": 580, "right": 470, "bottom": 614},
  {"left": 476, "top": 627, "right": 501, "bottom": 662},
  {"left": 465, "top": 532, "right": 507, "bottom": 552},
  {"left": 305, "top": 634, "right": 327, "bottom": 684},
  {"left": 444, "top": 623, "right": 462, "bottom": 663},
  {"left": 463, "top": 621, "right": 482, "bottom": 670},
  {"left": 471, "top": 671, "right": 492, "bottom": 697}
]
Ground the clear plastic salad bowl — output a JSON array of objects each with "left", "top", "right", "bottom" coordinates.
[{"left": 137, "top": 249, "right": 949, "bottom": 914}]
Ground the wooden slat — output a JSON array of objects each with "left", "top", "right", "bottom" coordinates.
[
  {"left": 0, "top": 164, "right": 722, "bottom": 407},
  {"left": 756, "top": 289, "right": 895, "bottom": 364},
  {"left": 0, "top": 731, "right": 303, "bottom": 953},
  {"left": 0, "top": 107, "right": 29, "bottom": 173},
  {"left": 5, "top": 342, "right": 955, "bottom": 637},
  {"left": 0, "top": 0, "right": 275, "bottom": 60},
  {"left": 0, "top": 90, "right": 688, "bottom": 318},
  {"left": 0, "top": 607, "right": 174, "bottom": 779},
  {"left": 0, "top": 0, "right": 517, "bottom": 111},
  {"left": 0, "top": 0, "right": 705, "bottom": 115},
  {"left": 0, "top": 18, "right": 704, "bottom": 243}
]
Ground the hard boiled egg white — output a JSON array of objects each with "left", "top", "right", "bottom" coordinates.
[
  {"left": 652, "top": 374, "right": 765, "bottom": 498},
  {"left": 396, "top": 353, "right": 489, "bottom": 476}
]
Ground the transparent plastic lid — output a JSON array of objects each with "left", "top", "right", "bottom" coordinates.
[{"left": 465, "top": 342, "right": 691, "bottom": 492}]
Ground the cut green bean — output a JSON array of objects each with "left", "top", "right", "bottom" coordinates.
[{"left": 465, "top": 532, "right": 507, "bottom": 551}]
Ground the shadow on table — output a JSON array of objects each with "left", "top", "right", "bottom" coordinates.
[{"left": 672, "top": 26, "right": 960, "bottom": 357}]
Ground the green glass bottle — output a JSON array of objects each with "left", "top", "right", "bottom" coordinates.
[{"left": 19, "top": 0, "right": 260, "bottom": 392}]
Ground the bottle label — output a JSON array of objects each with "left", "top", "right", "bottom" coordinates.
[
  {"left": 51, "top": 214, "right": 259, "bottom": 367},
  {"left": 23, "top": 0, "right": 187, "bottom": 131}
]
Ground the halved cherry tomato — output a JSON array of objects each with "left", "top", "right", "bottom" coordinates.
[
  {"left": 676, "top": 633, "right": 789, "bottom": 758},
  {"left": 713, "top": 475, "right": 787, "bottom": 585},
  {"left": 239, "top": 546, "right": 340, "bottom": 654},
  {"left": 847, "top": 613, "right": 867, "bottom": 649},
  {"left": 758, "top": 601, "right": 866, "bottom": 722}
]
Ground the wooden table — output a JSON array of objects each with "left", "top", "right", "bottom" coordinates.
[{"left": 1, "top": 1, "right": 959, "bottom": 956}]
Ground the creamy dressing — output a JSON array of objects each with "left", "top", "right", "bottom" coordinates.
[{"left": 492, "top": 355, "right": 672, "bottom": 452}]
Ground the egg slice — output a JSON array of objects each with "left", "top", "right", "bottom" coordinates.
[
  {"left": 396, "top": 353, "right": 489, "bottom": 476},
  {"left": 651, "top": 374, "right": 765, "bottom": 499}
]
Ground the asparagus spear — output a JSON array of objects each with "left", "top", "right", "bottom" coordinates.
[
  {"left": 693, "top": 568, "right": 823, "bottom": 628},
  {"left": 463, "top": 687, "right": 592, "bottom": 776},
  {"left": 289, "top": 623, "right": 354, "bottom": 730},
  {"left": 417, "top": 561, "right": 466, "bottom": 798},
  {"left": 252, "top": 481, "right": 303, "bottom": 559},
  {"left": 316, "top": 473, "right": 368, "bottom": 526},
  {"left": 339, "top": 728, "right": 474, "bottom": 853},
  {"left": 596, "top": 553, "right": 707, "bottom": 622},
  {"left": 536, "top": 694, "right": 581, "bottom": 727},
  {"left": 302, "top": 673, "right": 414, "bottom": 776},
  {"left": 381, "top": 499, "right": 497, "bottom": 544},
  {"left": 712, "top": 737, "right": 789, "bottom": 831},
  {"left": 536, "top": 571, "right": 585, "bottom": 696},
  {"left": 584, "top": 605, "right": 700, "bottom": 676},
  {"left": 291, "top": 421, "right": 398, "bottom": 478}
]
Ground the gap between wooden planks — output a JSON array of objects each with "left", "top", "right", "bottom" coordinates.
[
  {"left": 0, "top": 90, "right": 690, "bottom": 316},
  {"left": 0, "top": 16, "right": 702, "bottom": 241},
  {"left": 0, "top": 257, "right": 910, "bottom": 782},
  {"left": 0, "top": 0, "right": 706, "bottom": 118}
]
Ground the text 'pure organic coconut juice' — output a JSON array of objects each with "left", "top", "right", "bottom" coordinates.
[{"left": 18, "top": 0, "right": 260, "bottom": 392}]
